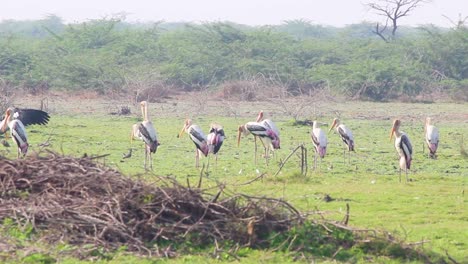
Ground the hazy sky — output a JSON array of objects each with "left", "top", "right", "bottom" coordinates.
[{"left": 1, "top": 0, "right": 466, "bottom": 27}]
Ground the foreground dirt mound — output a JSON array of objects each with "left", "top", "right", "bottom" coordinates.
[{"left": 0, "top": 152, "right": 302, "bottom": 257}]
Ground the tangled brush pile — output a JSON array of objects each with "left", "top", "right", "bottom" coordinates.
[{"left": 0, "top": 151, "right": 303, "bottom": 257}]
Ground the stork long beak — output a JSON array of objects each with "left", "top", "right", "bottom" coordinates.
[
  {"left": 179, "top": 124, "right": 186, "bottom": 138},
  {"left": 237, "top": 126, "right": 243, "bottom": 147},
  {"left": 328, "top": 119, "right": 337, "bottom": 133},
  {"left": 256, "top": 111, "right": 264, "bottom": 122},
  {"left": 424, "top": 117, "right": 430, "bottom": 134},
  {"left": 390, "top": 127, "right": 395, "bottom": 141},
  {"left": 1, "top": 111, "right": 10, "bottom": 132}
]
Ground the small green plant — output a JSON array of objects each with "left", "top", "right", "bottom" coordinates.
[
  {"left": 1, "top": 218, "right": 35, "bottom": 241},
  {"left": 21, "top": 253, "right": 56, "bottom": 264},
  {"left": 267, "top": 221, "right": 356, "bottom": 261}
]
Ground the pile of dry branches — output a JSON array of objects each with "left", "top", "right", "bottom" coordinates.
[{"left": 0, "top": 151, "right": 303, "bottom": 257}]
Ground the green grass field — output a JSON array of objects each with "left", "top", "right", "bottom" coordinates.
[{"left": 1, "top": 98, "right": 467, "bottom": 263}]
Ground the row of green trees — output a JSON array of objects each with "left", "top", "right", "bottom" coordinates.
[{"left": 0, "top": 16, "right": 466, "bottom": 101}]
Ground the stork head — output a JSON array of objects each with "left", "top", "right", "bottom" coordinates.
[
  {"left": 1, "top": 108, "right": 12, "bottom": 132},
  {"left": 256, "top": 110, "right": 264, "bottom": 122},
  {"left": 272, "top": 138, "right": 281, "bottom": 149},
  {"left": 312, "top": 121, "right": 320, "bottom": 130},
  {"left": 425, "top": 117, "right": 432, "bottom": 133},
  {"left": 390, "top": 119, "right": 401, "bottom": 141},
  {"left": 139, "top": 101, "right": 148, "bottom": 120},
  {"left": 329, "top": 118, "right": 339, "bottom": 133},
  {"left": 179, "top": 119, "right": 192, "bottom": 138},
  {"left": 425, "top": 117, "right": 432, "bottom": 126}
]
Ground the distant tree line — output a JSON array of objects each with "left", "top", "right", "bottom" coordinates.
[{"left": 0, "top": 15, "right": 466, "bottom": 101}]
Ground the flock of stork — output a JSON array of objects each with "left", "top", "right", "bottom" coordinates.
[
  {"left": 125, "top": 101, "right": 440, "bottom": 183},
  {"left": 0, "top": 101, "right": 440, "bottom": 182}
]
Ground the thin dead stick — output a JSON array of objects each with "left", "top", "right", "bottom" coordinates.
[
  {"left": 301, "top": 145, "right": 308, "bottom": 176},
  {"left": 446, "top": 250, "right": 460, "bottom": 264},
  {"left": 197, "top": 163, "right": 205, "bottom": 188},
  {"left": 342, "top": 203, "right": 350, "bottom": 226},
  {"left": 230, "top": 173, "right": 266, "bottom": 186},
  {"left": 274, "top": 144, "right": 304, "bottom": 177}
]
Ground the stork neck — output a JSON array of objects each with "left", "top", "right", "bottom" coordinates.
[
  {"left": 144, "top": 105, "right": 148, "bottom": 121},
  {"left": 394, "top": 128, "right": 403, "bottom": 137},
  {"left": 140, "top": 105, "right": 145, "bottom": 121}
]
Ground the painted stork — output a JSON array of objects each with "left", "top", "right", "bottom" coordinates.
[
  {"left": 390, "top": 119, "right": 413, "bottom": 182},
  {"left": 1, "top": 108, "right": 28, "bottom": 158},
  {"left": 0, "top": 107, "right": 50, "bottom": 135},
  {"left": 424, "top": 117, "right": 439, "bottom": 159},
  {"left": 311, "top": 121, "right": 327, "bottom": 170},
  {"left": 329, "top": 118, "right": 354, "bottom": 163},
  {"left": 179, "top": 119, "right": 209, "bottom": 168},
  {"left": 256, "top": 111, "right": 280, "bottom": 151},
  {"left": 131, "top": 101, "right": 159, "bottom": 170},
  {"left": 207, "top": 123, "right": 225, "bottom": 162},
  {"left": 238, "top": 119, "right": 278, "bottom": 165}
]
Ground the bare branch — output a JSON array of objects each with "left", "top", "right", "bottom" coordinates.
[
  {"left": 366, "top": 0, "right": 432, "bottom": 39},
  {"left": 372, "top": 22, "right": 389, "bottom": 42}
]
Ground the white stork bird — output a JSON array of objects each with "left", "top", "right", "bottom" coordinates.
[
  {"left": 329, "top": 118, "right": 354, "bottom": 163},
  {"left": 179, "top": 119, "right": 209, "bottom": 168},
  {"left": 131, "top": 101, "right": 159, "bottom": 170},
  {"left": 311, "top": 121, "right": 327, "bottom": 170},
  {"left": 255, "top": 111, "right": 280, "bottom": 151},
  {"left": 1, "top": 108, "right": 29, "bottom": 158},
  {"left": 207, "top": 123, "right": 225, "bottom": 163},
  {"left": 424, "top": 117, "right": 439, "bottom": 159},
  {"left": 238, "top": 119, "right": 279, "bottom": 166},
  {"left": 390, "top": 119, "right": 413, "bottom": 182},
  {"left": 0, "top": 107, "right": 50, "bottom": 135}
]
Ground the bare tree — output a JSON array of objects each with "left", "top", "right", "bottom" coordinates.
[
  {"left": 366, "top": 0, "right": 432, "bottom": 41},
  {"left": 443, "top": 13, "right": 468, "bottom": 29}
]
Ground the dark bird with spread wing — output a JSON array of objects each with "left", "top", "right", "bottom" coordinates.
[{"left": 0, "top": 107, "right": 50, "bottom": 135}]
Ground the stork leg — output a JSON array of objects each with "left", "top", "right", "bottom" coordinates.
[
  {"left": 258, "top": 138, "right": 269, "bottom": 166},
  {"left": 405, "top": 168, "right": 409, "bottom": 183},
  {"left": 254, "top": 136, "right": 258, "bottom": 166},
  {"left": 270, "top": 149, "right": 277, "bottom": 166},
  {"left": 343, "top": 147, "right": 346, "bottom": 164},
  {"left": 149, "top": 151, "right": 153, "bottom": 170},
  {"left": 318, "top": 155, "right": 323, "bottom": 172},
  {"left": 313, "top": 148, "right": 317, "bottom": 171},
  {"left": 144, "top": 146, "right": 148, "bottom": 170}
]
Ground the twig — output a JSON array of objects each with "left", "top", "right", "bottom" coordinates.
[
  {"left": 342, "top": 203, "right": 350, "bottom": 226},
  {"left": 274, "top": 144, "right": 304, "bottom": 177},
  {"left": 446, "top": 250, "right": 460, "bottom": 264}
]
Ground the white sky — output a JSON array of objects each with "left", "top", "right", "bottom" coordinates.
[{"left": 0, "top": 0, "right": 466, "bottom": 27}]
